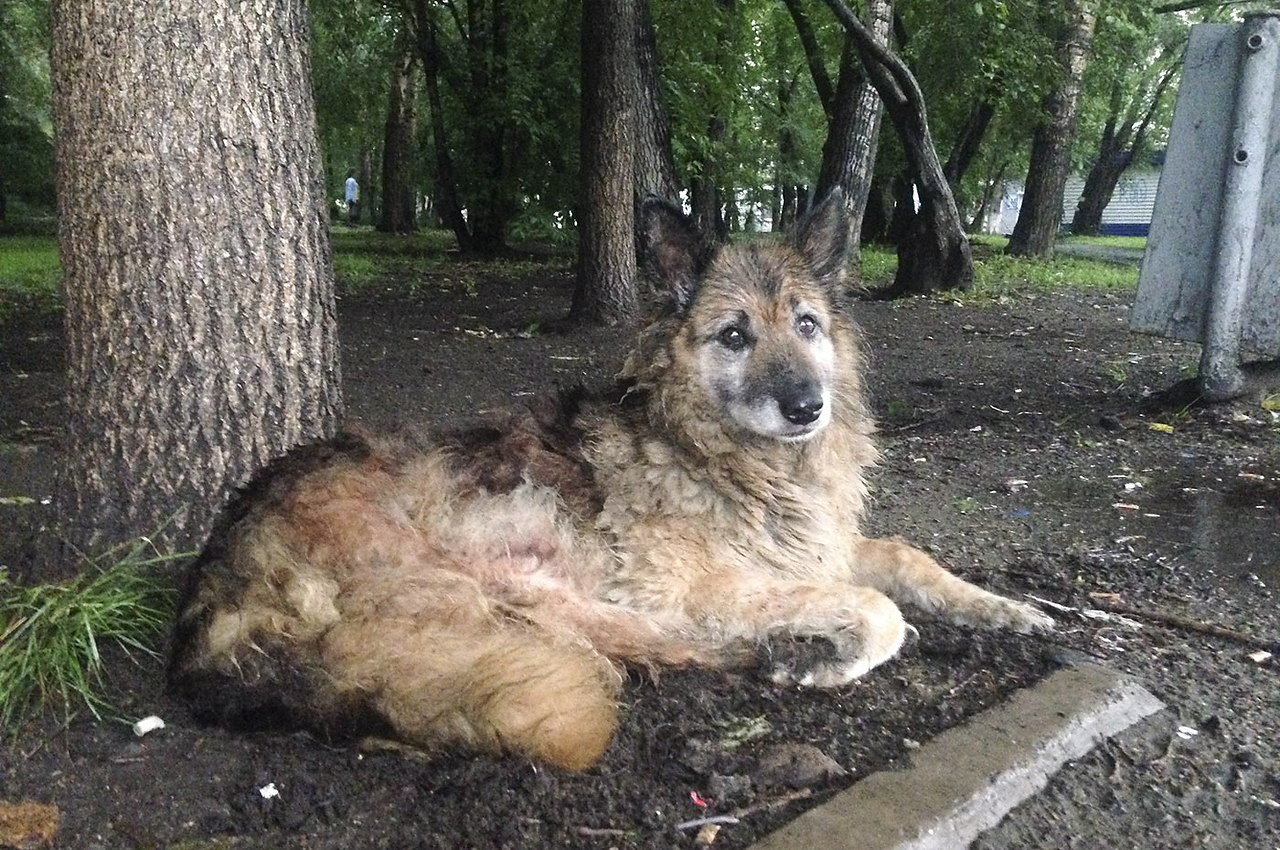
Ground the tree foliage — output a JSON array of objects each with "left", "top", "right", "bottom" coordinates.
[
  {"left": 7, "top": 0, "right": 1246, "bottom": 261},
  {"left": 0, "top": 0, "right": 55, "bottom": 218}
]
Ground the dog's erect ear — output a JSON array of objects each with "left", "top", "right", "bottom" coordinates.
[
  {"left": 639, "top": 195, "right": 707, "bottom": 311},
  {"left": 792, "top": 188, "right": 852, "bottom": 286}
]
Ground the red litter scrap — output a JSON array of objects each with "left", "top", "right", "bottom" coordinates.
[{"left": 690, "top": 791, "right": 709, "bottom": 809}]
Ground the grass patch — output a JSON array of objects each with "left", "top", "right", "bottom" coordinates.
[
  {"left": 1061, "top": 234, "right": 1147, "bottom": 250},
  {"left": 332, "top": 227, "right": 572, "bottom": 299},
  {"left": 0, "top": 235, "right": 62, "bottom": 320},
  {"left": 0, "top": 536, "right": 184, "bottom": 732},
  {"left": 972, "top": 252, "right": 1138, "bottom": 296},
  {"left": 858, "top": 245, "right": 898, "bottom": 287},
  {"left": 858, "top": 236, "right": 1138, "bottom": 297}
]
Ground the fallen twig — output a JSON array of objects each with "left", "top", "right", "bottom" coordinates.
[
  {"left": 576, "top": 826, "right": 629, "bottom": 837},
  {"left": 1090, "top": 599, "right": 1278, "bottom": 653},
  {"left": 728, "top": 787, "right": 813, "bottom": 820}
]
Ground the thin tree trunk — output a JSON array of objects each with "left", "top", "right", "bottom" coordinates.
[
  {"left": 943, "top": 98, "right": 996, "bottom": 190},
  {"left": 1007, "top": 0, "right": 1097, "bottom": 257},
  {"left": 634, "top": 0, "right": 679, "bottom": 202},
  {"left": 1070, "top": 65, "right": 1175, "bottom": 235},
  {"left": 968, "top": 158, "right": 1010, "bottom": 232},
  {"left": 50, "top": 0, "right": 342, "bottom": 556},
  {"left": 571, "top": 0, "right": 638, "bottom": 325},
  {"left": 413, "top": 3, "right": 472, "bottom": 251},
  {"left": 378, "top": 39, "right": 418, "bottom": 234}
]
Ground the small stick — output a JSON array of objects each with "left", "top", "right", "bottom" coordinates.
[
  {"left": 729, "top": 787, "right": 814, "bottom": 820},
  {"left": 1090, "top": 599, "right": 1278, "bottom": 653},
  {"left": 576, "top": 826, "right": 630, "bottom": 837}
]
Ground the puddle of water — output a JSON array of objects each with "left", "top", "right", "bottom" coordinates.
[{"left": 1121, "top": 475, "right": 1280, "bottom": 588}]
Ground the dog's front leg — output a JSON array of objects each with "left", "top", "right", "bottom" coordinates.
[
  {"left": 680, "top": 573, "right": 910, "bottom": 688},
  {"left": 850, "top": 537, "right": 1054, "bottom": 633}
]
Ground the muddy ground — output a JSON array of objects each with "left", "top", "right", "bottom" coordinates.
[{"left": 0, "top": 250, "right": 1277, "bottom": 849}]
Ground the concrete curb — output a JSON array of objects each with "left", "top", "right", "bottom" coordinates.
[{"left": 749, "top": 662, "right": 1165, "bottom": 850}]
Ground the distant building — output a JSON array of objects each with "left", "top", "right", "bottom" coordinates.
[
  {"left": 1061, "top": 170, "right": 1162, "bottom": 237},
  {"left": 984, "top": 167, "right": 1162, "bottom": 238}
]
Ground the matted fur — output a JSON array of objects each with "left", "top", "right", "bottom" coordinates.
[{"left": 168, "top": 193, "right": 1052, "bottom": 771}]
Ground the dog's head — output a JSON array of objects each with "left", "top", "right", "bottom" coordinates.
[{"left": 635, "top": 193, "right": 859, "bottom": 444}]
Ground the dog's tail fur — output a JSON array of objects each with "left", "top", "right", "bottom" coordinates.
[
  {"left": 166, "top": 434, "right": 624, "bottom": 770},
  {"left": 169, "top": 559, "right": 622, "bottom": 769}
]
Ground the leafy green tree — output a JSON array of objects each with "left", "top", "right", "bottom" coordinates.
[
  {"left": 821, "top": 0, "right": 974, "bottom": 294},
  {"left": 402, "top": 0, "right": 580, "bottom": 253},
  {"left": 1069, "top": 6, "right": 1182, "bottom": 234},
  {"left": 1006, "top": 0, "right": 1098, "bottom": 257},
  {"left": 0, "top": 0, "right": 55, "bottom": 220},
  {"left": 311, "top": 0, "right": 397, "bottom": 219}
]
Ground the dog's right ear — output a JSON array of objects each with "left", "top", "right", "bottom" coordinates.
[{"left": 639, "top": 195, "right": 707, "bottom": 311}]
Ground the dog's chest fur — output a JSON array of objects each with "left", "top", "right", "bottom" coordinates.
[{"left": 581, "top": 400, "right": 868, "bottom": 592}]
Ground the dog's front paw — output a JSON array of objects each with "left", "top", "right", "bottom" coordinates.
[
  {"left": 967, "top": 595, "right": 1055, "bottom": 634},
  {"left": 770, "top": 622, "right": 916, "bottom": 689}
]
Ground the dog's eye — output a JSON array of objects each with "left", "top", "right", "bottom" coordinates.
[
  {"left": 717, "top": 326, "right": 749, "bottom": 351},
  {"left": 796, "top": 315, "right": 820, "bottom": 338}
]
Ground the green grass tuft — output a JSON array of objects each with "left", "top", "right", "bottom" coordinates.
[{"left": 0, "top": 536, "right": 185, "bottom": 732}]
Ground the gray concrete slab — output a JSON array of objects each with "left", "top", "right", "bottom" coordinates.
[{"left": 749, "top": 662, "right": 1164, "bottom": 850}]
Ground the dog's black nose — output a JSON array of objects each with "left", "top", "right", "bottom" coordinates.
[{"left": 781, "top": 396, "right": 823, "bottom": 425}]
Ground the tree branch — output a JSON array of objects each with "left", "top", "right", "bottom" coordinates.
[{"left": 782, "top": 0, "right": 836, "bottom": 116}]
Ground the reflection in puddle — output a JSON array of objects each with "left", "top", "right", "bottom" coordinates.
[{"left": 1122, "top": 475, "right": 1279, "bottom": 587}]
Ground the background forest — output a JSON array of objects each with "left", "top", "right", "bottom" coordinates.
[{"left": 1, "top": 0, "right": 1262, "bottom": 255}]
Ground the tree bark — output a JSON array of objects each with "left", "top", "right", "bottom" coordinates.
[
  {"left": 822, "top": 0, "right": 973, "bottom": 295},
  {"left": 814, "top": 34, "right": 886, "bottom": 250},
  {"left": 571, "top": 0, "right": 638, "bottom": 326},
  {"left": 943, "top": 98, "right": 996, "bottom": 191},
  {"left": 787, "top": 0, "right": 887, "bottom": 251},
  {"left": 464, "top": 0, "right": 512, "bottom": 253},
  {"left": 1007, "top": 0, "right": 1097, "bottom": 257},
  {"left": 378, "top": 39, "right": 418, "bottom": 234},
  {"left": 634, "top": 0, "right": 679, "bottom": 202},
  {"left": 50, "top": 0, "right": 342, "bottom": 556},
  {"left": 412, "top": 4, "right": 472, "bottom": 252}
]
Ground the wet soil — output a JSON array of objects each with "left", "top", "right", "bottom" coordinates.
[{"left": 1, "top": 255, "right": 1277, "bottom": 849}]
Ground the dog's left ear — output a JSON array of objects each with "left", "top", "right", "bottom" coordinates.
[
  {"left": 792, "top": 189, "right": 852, "bottom": 287},
  {"left": 639, "top": 195, "right": 709, "bottom": 311}
]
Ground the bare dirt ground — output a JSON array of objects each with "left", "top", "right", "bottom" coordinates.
[{"left": 1, "top": 251, "right": 1277, "bottom": 849}]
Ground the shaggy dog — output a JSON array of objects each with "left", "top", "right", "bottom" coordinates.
[{"left": 168, "top": 193, "right": 1053, "bottom": 771}]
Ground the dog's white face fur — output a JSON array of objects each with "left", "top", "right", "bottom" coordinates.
[{"left": 689, "top": 276, "right": 838, "bottom": 443}]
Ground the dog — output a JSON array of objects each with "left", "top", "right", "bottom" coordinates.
[{"left": 168, "top": 192, "right": 1053, "bottom": 771}]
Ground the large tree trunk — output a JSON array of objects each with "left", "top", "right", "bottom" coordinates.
[
  {"left": 823, "top": 0, "right": 973, "bottom": 296},
  {"left": 634, "top": 0, "right": 679, "bottom": 202},
  {"left": 378, "top": 39, "right": 418, "bottom": 234},
  {"left": 570, "top": 0, "right": 638, "bottom": 326},
  {"left": 1007, "top": 0, "right": 1097, "bottom": 257},
  {"left": 50, "top": 0, "right": 342, "bottom": 556}
]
